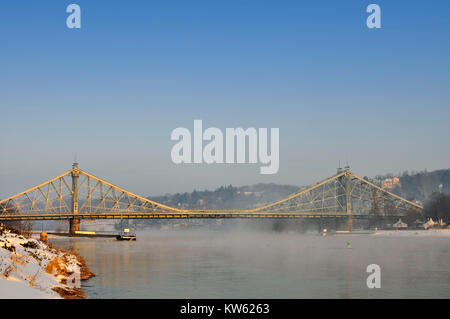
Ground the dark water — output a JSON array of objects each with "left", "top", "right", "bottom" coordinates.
[{"left": 49, "top": 229, "right": 450, "bottom": 298}]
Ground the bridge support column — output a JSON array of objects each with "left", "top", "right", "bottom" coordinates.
[
  {"left": 70, "top": 218, "right": 80, "bottom": 234},
  {"left": 344, "top": 169, "right": 353, "bottom": 231},
  {"left": 347, "top": 216, "right": 353, "bottom": 231},
  {"left": 70, "top": 162, "right": 80, "bottom": 235}
]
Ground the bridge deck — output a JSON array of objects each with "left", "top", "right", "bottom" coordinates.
[{"left": 0, "top": 211, "right": 378, "bottom": 221}]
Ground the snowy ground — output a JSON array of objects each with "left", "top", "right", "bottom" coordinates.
[
  {"left": 0, "top": 226, "right": 87, "bottom": 299},
  {"left": 0, "top": 278, "right": 52, "bottom": 298}
]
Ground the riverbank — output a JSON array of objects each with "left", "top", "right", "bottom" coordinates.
[{"left": 0, "top": 224, "right": 95, "bottom": 299}]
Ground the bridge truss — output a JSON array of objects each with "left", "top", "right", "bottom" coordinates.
[
  {"left": 0, "top": 164, "right": 423, "bottom": 233},
  {"left": 0, "top": 163, "right": 183, "bottom": 232},
  {"left": 249, "top": 169, "right": 422, "bottom": 217}
]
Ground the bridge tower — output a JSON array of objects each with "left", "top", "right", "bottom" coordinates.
[
  {"left": 337, "top": 166, "right": 353, "bottom": 231},
  {"left": 69, "top": 162, "right": 80, "bottom": 234}
]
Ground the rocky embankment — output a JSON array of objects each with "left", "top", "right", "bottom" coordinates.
[{"left": 0, "top": 224, "right": 95, "bottom": 298}]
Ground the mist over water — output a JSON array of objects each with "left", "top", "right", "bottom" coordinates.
[{"left": 49, "top": 227, "right": 450, "bottom": 298}]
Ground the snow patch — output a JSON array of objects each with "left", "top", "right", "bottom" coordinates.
[{"left": 0, "top": 225, "right": 93, "bottom": 298}]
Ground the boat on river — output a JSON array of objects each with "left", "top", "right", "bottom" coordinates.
[
  {"left": 116, "top": 234, "right": 136, "bottom": 241},
  {"left": 116, "top": 227, "right": 136, "bottom": 241}
]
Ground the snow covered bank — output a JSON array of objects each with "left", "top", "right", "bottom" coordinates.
[
  {"left": 0, "top": 224, "right": 94, "bottom": 299},
  {"left": 0, "top": 278, "right": 51, "bottom": 299}
]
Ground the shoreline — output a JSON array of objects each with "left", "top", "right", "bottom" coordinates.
[{"left": 0, "top": 224, "right": 95, "bottom": 299}]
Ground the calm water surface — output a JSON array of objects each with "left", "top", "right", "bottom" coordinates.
[{"left": 49, "top": 229, "right": 450, "bottom": 298}]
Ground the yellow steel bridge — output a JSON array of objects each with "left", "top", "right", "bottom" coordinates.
[{"left": 0, "top": 163, "right": 423, "bottom": 234}]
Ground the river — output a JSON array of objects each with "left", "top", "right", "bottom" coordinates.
[{"left": 49, "top": 228, "right": 450, "bottom": 298}]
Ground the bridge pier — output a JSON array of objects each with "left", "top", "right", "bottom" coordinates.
[
  {"left": 347, "top": 216, "right": 353, "bottom": 231},
  {"left": 69, "top": 218, "right": 80, "bottom": 234}
]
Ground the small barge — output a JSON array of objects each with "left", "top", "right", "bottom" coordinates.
[
  {"left": 116, "top": 227, "right": 136, "bottom": 241},
  {"left": 116, "top": 234, "right": 136, "bottom": 241}
]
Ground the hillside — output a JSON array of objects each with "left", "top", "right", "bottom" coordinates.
[
  {"left": 398, "top": 169, "right": 450, "bottom": 202},
  {"left": 150, "top": 183, "right": 300, "bottom": 210}
]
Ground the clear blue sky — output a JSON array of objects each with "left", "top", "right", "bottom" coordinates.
[{"left": 1, "top": 1, "right": 449, "bottom": 197}]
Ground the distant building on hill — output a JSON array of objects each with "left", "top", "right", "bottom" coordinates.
[{"left": 382, "top": 176, "right": 401, "bottom": 189}]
